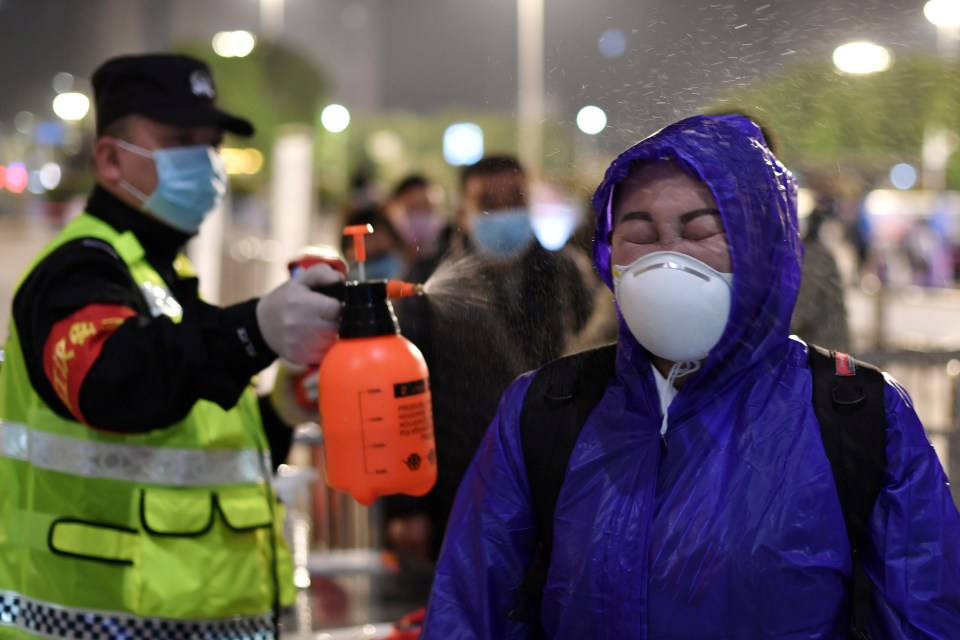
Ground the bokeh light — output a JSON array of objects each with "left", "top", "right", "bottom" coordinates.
[
  {"left": 212, "top": 30, "right": 256, "bottom": 58},
  {"left": 366, "top": 130, "right": 403, "bottom": 161},
  {"left": 52, "top": 72, "right": 74, "bottom": 94},
  {"left": 221, "top": 148, "right": 264, "bottom": 175},
  {"left": 52, "top": 92, "right": 90, "bottom": 121},
  {"left": 832, "top": 41, "right": 892, "bottom": 74},
  {"left": 27, "top": 171, "right": 45, "bottom": 194},
  {"left": 947, "top": 358, "right": 960, "bottom": 377},
  {"left": 320, "top": 104, "right": 351, "bottom": 133},
  {"left": 531, "top": 203, "right": 578, "bottom": 250},
  {"left": 34, "top": 120, "right": 66, "bottom": 147},
  {"left": 6, "top": 162, "right": 29, "bottom": 194},
  {"left": 443, "top": 122, "right": 484, "bottom": 166},
  {"left": 890, "top": 163, "right": 918, "bottom": 190},
  {"left": 576, "top": 105, "right": 607, "bottom": 135},
  {"left": 925, "top": 0, "right": 960, "bottom": 27},
  {"left": 14, "top": 111, "right": 34, "bottom": 134},
  {"left": 39, "top": 162, "right": 62, "bottom": 190},
  {"left": 598, "top": 28, "right": 627, "bottom": 58}
]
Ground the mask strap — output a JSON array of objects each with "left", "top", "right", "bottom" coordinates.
[
  {"left": 118, "top": 179, "right": 151, "bottom": 210},
  {"left": 114, "top": 139, "right": 155, "bottom": 159},
  {"left": 660, "top": 360, "right": 701, "bottom": 437},
  {"left": 113, "top": 140, "right": 154, "bottom": 209}
]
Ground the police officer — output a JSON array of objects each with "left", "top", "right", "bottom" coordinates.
[{"left": 0, "top": 53, "right": 341, "bottom": 639}]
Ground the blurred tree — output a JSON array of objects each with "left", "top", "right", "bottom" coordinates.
[
  {"left": 171, "top": 39, "right": 328, "bottom": 192},
  {"left": 711, "top": 56, "right": 960, "bottom": 189}
]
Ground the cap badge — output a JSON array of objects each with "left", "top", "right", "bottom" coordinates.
[{"left": 189, "top": 70, "right": 216, "bottom": 99}]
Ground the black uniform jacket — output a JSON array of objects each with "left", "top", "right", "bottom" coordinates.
[{"left": 11, "top": 186, "right": 293, "bottom": 466}]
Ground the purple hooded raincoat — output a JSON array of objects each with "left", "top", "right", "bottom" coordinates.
[{"left": 422, "top": 114, "right": 960, "bottom": 639}]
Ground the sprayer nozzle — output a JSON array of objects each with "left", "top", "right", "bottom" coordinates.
[{"left": 386, "top": 280, "right": 424, "bottom": 299}]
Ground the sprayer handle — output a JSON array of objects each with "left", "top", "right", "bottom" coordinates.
[
  {"left": 312, "top": 281, "right": 346, "bottom": 301},
  {"left": 313, "top": 281, "right": 422, "bottom": 301}
]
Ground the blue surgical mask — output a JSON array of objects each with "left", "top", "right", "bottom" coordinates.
[
  {"left": 471, "top": 207, "right": 535, "bottom": 261},
  {"left": 349, "top": 251, "right": 403, "bottom": 281},
  {"left": 116, "top": 140, "right": 227, "bottom": 234}
]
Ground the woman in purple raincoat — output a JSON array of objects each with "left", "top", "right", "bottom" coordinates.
[{"left": 421, "top": 114, "right": 960, "bottom": 638}]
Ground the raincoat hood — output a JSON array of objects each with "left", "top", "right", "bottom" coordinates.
[{"left": 591, "top": 114, "right": 802, "bottom": 381}]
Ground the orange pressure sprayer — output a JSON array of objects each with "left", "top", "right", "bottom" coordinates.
[
  {"left": 287, "top": 245, "right": 423, "bottom": 410},
  {"left": 317, "top": 224, "right": 436, "bottom": 505}
]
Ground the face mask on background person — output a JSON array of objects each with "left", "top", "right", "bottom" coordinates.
[
  {"left": 349, "top": 251, "right": 403, "bottom": 281},
  {"left": 115, "top": 140, "right": 227, "bottom": 234},
  {"left": 397, "top": 211, "right": 442, "bottom": 253},
  {"left": 471, "top": 207, "right": 536, "bottom": 261},
  {"left": 613, "top": 250, "right": 733, "bottom": 362}
]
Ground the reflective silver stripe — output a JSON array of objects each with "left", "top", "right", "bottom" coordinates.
[
  {"left": 138, "top": 280, "right": 183, "bottom": 320},
  {"left": 0, "top": 421, "right": 269, "bottom": 487},
  {"left": 0, "top": 420, "right": 28, "bottom": 461},
  {"left": 0, "top": 590, "right": 275, "bottom": 639}
]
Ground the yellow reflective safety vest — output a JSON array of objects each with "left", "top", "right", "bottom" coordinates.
[{"left": 0, "top": 212, "right": 294, "bottom": 639}]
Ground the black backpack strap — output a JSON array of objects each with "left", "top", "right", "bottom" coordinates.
[
  {"left": 808, "top": 344, "right": 887, "bottom": 640},
  {"left": 508, "top": 344, "right": 617, "bottom": 630}
]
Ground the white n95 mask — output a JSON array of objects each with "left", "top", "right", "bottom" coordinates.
[{"left": 613, "top": 251, "right": 733, "bottom": 362}]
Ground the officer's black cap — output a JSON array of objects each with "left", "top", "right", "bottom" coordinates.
[{"left": 92, "top": 53, "right": 254, "bottom": 137}]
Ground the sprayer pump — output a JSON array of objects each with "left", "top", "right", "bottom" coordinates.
[{"left": 316, "top": 224, "right": 437, "bottom": 505}]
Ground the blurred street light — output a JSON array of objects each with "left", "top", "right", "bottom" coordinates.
[
  {"left": 443, "top": 123, "right": 484, "bottom": 166},
  {"left": 52, "top": 92, "right": 90, "bottom": 121},
  {"left": 576, "top": 105, "right": 607, "bottom": 135},
  {"left": 832, "top": 41, "right": 892, "bottom": 74},
  {"left": 320, "top": 104, "right": 350, "bottom": 133},
  {"left": 925, "top": 0, "right": 960, "bottom": 26},
  {"left": 212, "top": 30, "right": 256, "bottom": 58},
  {"left": 924, "top": 0, "right": 960, "bottom": 57}
]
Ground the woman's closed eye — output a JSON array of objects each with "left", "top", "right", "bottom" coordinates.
[{"left": 682, "top": 211, "right": 725, "bottom": 241}]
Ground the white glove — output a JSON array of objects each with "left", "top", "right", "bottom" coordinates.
[{"left": 256, "top": 263, "right": 343, "bottom": 366}]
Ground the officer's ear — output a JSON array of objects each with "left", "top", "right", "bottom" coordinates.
[{"left": 93, "top": 136, "right": 123, "bottom": 182}]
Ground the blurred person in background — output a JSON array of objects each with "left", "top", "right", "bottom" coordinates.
[
  {"left": 382, "top": 155, "right": 596, "bottom": 577},
  {"left": 422, "top": 114, "right": 960, "bottom": 638},
  {"left": 903, "top": 217, "right": 953, "bottom": 287},
  {"left": 384, "top": 174, "right": 452, "bottom": 282},
  {"left": 449, "top": 155, "right": 594, "bottom": 366},
  {"left": 0, "top": 53, "right": 344, "bottom": 639},
  {"left": 791, "top": 197, "right": 852, "bottom": 352}
]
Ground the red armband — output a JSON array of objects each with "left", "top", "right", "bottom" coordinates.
[{"left": 42, "top": 304, "right": 137, "bottom": 424}]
